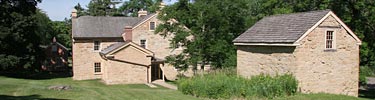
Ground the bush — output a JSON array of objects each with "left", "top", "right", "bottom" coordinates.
[
  {"left": 177, "top": 70, "right": 298, "bottom": 99},
  {"left": 359, "top": 66, "right": 374, "bottom": 85}
]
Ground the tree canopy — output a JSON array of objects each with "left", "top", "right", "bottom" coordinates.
[
  {"left": 156, "top": 0, "right": 375, "bottom": 71},
  {"left": 74, "top": 0, "right": 162, "bottom": 17},
  {"left": 0, "top": 0, "right": 43, "bottom": 70},
  {"left": 0, "top": 0, "right": 72, "bottom": 71}
]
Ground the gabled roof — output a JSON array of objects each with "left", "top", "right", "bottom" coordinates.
[
  {"left": 132, "top": 13, "right": 157, "bottom": 29},
  {"left": 99, "top": 41, "right": 153, "bottom": 57},
  {"left": 72, "top": 13, "right": 158, "bottom": 38},
  {"left": 234, "top": 10, "right": 331, "bottom": 44}
]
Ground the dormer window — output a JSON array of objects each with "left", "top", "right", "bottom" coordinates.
[
  {"left": 325, "top": 31, "right": 335, "bottom": 49},
  {"left": 149, "top": 22, "right": 155, "bottom": 31}
]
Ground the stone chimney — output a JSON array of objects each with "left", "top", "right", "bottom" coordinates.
[
  {"left": 71, "top": 9, "right": 77, "bottom": 18},
  {"left": 157, "top": 2, "right": 166, "bottom": 13},
  {"left": 138, "top": 9, "right": 147, "bottom": 17},
  {"left": 53, "top": 37, "right": 57, "bottom": 43},
  {"left": 122, "top": 26, "right": 133, "bottom": 42},
  {"left": 159, "top": 2, "right": 166, "bottom": 9}
]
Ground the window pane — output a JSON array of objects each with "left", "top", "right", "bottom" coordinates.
[
  {"left": 150, "top": 22, "right": 155, "bottom": 30},
  {"left": 94, "top": 63, "right": 101, "bottom": 73},
  {"left": 140, "top": 40, "right": 146, "bottom": 48},
  {"left": 326, "top": 31, "right": 334, "bottom": 49},
  {"left": 94, "top": 41, "right": 100, "bottom": 50}
]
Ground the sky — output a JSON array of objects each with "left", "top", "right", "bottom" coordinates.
[{"left": 37, "top": 0, "right": 177, "bottom": 21}]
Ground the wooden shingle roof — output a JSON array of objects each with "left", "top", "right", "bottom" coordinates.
[{"left": 233, "top": 10, "right": 331, "bottom": 43}]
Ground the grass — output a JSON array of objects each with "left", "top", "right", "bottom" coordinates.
[
  {"left": 0, "top": 76, "right": 200, "bottom": 100},
  {"left": 274, "top": 93, "right": 368, "bottom": 100},
  {"left": 0, "top": 72, "right": 372, "bottom": 100}
]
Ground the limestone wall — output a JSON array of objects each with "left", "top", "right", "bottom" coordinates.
[
  {"left": 111, "top": 45, "right": 151, "bottom": 65},
  {"left": 237, "top": 46, "right": 296, "bottom": 78},
  {"left": 132, "top": 15, "right": 183, "bottom": 59},
  {"left": 293, "top": 15, "right": 359, "bottom": 96},
  {"left": 102, "top": 60, "right": 148, "bottom": 85},
  {"left": 102, "top": 43, "right": 151, "bottom": 84},
  {"left": 132, "top": 15, "right": 181, "bottom": 80},
  {"left": 72, "top": 38, "right": 122, "bottom": 80},
  {"left": 237, "top": 15, "right": 359, "bottom": 96}
]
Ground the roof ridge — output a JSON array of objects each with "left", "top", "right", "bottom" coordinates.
[
  {"left": 78, "top": 15, "right": 139, "bottom": 18},
  {"left": 266, "top": 9, "right": 331, "bottom": 18}
]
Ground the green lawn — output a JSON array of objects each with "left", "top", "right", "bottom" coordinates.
[
  {"left": 0, "top": 75, "right": 372, "bottom": 100},
  {"left": 0, "top": 76, "right": 200, "bottom": 100}
]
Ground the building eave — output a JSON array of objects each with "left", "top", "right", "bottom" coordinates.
[{"left": 234, "top": 43, "right": 300, "bottom": 46}]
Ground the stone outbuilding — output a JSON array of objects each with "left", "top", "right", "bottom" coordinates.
[{"left": 233, "top": 10, "right": 361, "bottom": 96}]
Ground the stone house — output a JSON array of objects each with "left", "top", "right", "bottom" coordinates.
[
  {"left": 71, "top": 4, "right": 182, "bottom": 84},
  {"left": 233, "top": 10, "right": 361, "bottom": 96}
]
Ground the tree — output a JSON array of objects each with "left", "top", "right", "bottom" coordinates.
[
  {"left": 0, "top": 0, "right": 43, "bottom": 70},
  {"left": 50, "top": 20, "right": 72, "bottom": 48},
  {"left": 87, "top": 0, "right": 121, "bottom": 16},
  {"left": 74, "top": 3, "right": 87, "bottom": 17},
  {"left": 156, "top": 0, "right": 250, "bottom": 70},
  {"left": 119, "top": 0, "right": 162, "bottom": 17}
]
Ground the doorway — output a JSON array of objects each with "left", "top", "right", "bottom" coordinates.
[{"left": 151, "top": 63, "right": 163, "bottom": 81}]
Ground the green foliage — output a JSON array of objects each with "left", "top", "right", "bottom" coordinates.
[
  {"left": 360, "top": 66, "right": 375, "bottom": 85},
  {"left": 76, "top": 0, "right": 161, "bottom": 17},
  {"left": 0, "top": 0, "right": 43, "bottom": 70},
  {"left": 177, "top": 70, "right": 298, "bottom": 99},
  {"left": 119, "top": 0, "right": 162, "bottom": 17},
  {"left": 0, "top": 0, "right": 72, "bottom": 71},
  {"left": 50, "top": 20, "right": 72, "bottom": 48},
  {"left": 157, "top": 0, "right": 251, "bottom": 69},
  {"left": 74, "top": 3, "right": 87, "bottom": 17}
]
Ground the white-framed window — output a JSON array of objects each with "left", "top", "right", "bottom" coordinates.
[
  {"left": 149, "top": 22, "right": 155, "bottom": 31},
  {"left": 94, "top": 41, "right": 101, "bottom": 51},
  {"left": 94, "top": 62, "right": 101, "bottom": 73},
  {"left": 325, "top": 30, "right": 335, "bottom": 49},
  {"left": 140, "top": 39, "right": 146, "bottom": 48}
]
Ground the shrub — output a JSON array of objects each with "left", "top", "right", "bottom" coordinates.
[
  {"left": 177, "top": 70, "right": 298, "bottom": 99},
  {"left": 359, "top": 66, "right": 374, "bottom": 85}
]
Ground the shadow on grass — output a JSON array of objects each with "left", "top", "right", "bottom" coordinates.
[
  {"left": 0, "top": 70, "right": 72, "bottom": 80},
  {"left": 359, "top": 89, "right": 375, "bottom": 99},
  {"left": 0, "top": 94, "right": 68, "bottom": 100}
]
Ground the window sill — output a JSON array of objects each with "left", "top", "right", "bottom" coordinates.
[
  {"left": 94, "top": 73, "right": 102, "bottom": 75},
  {"left": 324, "top": 49, "right": 337, "bottom": 52}
]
